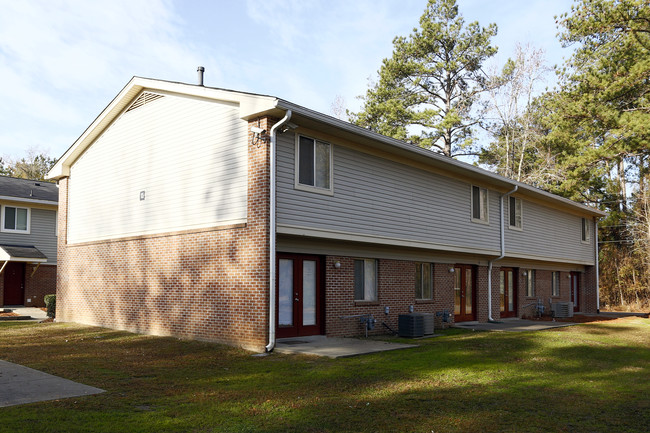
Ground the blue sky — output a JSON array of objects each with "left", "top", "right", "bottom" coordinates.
[{"left": 0, "top": 0, "right": 575, "bottom": 160}]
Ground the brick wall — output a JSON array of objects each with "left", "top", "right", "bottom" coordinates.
[
  {"left": 55, "top": 116, "right": 277, "bottom": 352},
  {"left": 583, "top": 265, "right": 598, "bottom": 313},
  {"left": 325, "top": 257, "right": 457, "bottom": 337},
  {"left": 24, "top": 264, "right": 57, "bottom": 307}
]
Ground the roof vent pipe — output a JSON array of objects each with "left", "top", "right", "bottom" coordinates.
[{"left": 197, "top": 66, "right": 205, "bottom": 86}]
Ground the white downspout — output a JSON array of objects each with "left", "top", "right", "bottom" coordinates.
[
  {"left": 488, "top": 185, "right": 518, "bottom": 322},
  {"left": 595, "top": 217, "right": 600, "bottom": 313},
  {"left": 266, "top": 109, "right": 292, "bottom": 352}
]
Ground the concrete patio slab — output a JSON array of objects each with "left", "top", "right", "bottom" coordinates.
[
  {"left": 452, "top": 318, "right": 576, "bottom": 332},
  {"left": 274, "top": 336, "right": 418, "bottom": 358},
  {"left": 0, "top": 360, "right": 104, "bottom": 408}
]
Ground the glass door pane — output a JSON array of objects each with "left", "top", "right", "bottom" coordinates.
[
  {"left": 454, "top": 269, "right": 461, "bottom": 314},
  {"left": 507, "top": 271, "right": 514, "bottom": 311},
  {"left": 465, "top": 268, "right": 473, "bottom": 315},
  {"left": 278, "top": 259, "right": 293, "bottom": 326},
  {"left": 302, "top": 260, "right": 316, "bottom": 326},
  {"left": 500, "top": 271, "right": 505, "bottom": 312}
]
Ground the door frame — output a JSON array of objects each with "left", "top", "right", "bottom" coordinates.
[
  {"left": 276, "top": 253, "right": 325, "bottom": 338},
  {"left": 500, "top": 267, "right": 518, "bottom": 318},
  {"left": 3, "top": 262, "right": 26, "bottom": 306},
  {"left": 570, "top": 271, "right": 580, "bottom": 312},
  {"left": 453, "top": 264, "right": 476, "bottom": 322}
]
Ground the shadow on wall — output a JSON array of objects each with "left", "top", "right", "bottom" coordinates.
[{"left": 62, "top": 224, "right": 268, "bottom": 350}]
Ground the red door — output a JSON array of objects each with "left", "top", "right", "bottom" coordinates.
[
  {"left": 454, "top": 265, "right": 476, "bottom": 322},
  {"left": 570, "top": 272, "right": 580, "bottom": 312},
  {"left": 3, "top": 262, "right": 25, "bottom": 305},
  {"left": 500, "top": 268, "right": 517, "bottom": 318},
  {"left": 276, "top": 254, "right": 324, "bottom": 338}
]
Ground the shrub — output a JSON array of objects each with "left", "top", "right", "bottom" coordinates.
[{"left": 44, "top": 294, "right": 56, "bottom": 318}]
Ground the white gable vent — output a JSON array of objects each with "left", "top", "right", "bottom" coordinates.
[{"left": 126, "top": 92, "right": 164, "bottom": 112}]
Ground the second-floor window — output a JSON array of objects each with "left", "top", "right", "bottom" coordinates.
[
  {"left": 509, "top": 196, "right": 522, "bottom": 229},
  {"left": 471, "top": 186, "right": 489, "bottom": 223},
  {"left": 581, "top": 218, "right": 590, "bottom": 242},
  {"left": 296, "top": 135, "right": 332, "bottom": 194},
  {"left": 2, "top": 206, "right": 30, "bottom": 233}
]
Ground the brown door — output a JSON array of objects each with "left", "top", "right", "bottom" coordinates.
[
  {"left": 454, "top": 265, "right": 476, "bottom": 322},
  {"left": 570, "top": 272, "right": 580, "bottom": 312},
  {"left": 3, "top": 262, "right": 25, "bottom": 305},
  {"left": 500, "top": 268, "right": 517, "bottom": 318},
  {"left": 276, "top": 254, "right": 324, "bottom": 338}
]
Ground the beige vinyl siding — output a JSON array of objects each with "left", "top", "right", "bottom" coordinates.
[
  {"left": 277, "top": 133, "right": 596, "bottom": 265},
  {"left": 0, "top": 207, "right": 57, "bottom": 263},
  {"left": 276, "top": 134, "right": 500, "bottom": 253},
  {"left": 505, "top": 198, "right": 595, "bottom": 264},
  {"left": 68, "top": 94, "right": 248, "bottom": 244}
]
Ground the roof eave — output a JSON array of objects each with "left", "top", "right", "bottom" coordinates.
[{"left": 272, "top": 100, "right": 606, "bottom": 218}]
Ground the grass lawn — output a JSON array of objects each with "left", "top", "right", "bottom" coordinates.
[{"left": 0, "top": 317, "right": 648, "bottom": 433}]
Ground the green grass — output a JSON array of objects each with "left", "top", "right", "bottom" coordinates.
[{"left": 0, "top": 318, "right": 648, "bottom": 432}]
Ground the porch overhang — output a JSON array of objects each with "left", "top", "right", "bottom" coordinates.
[{"left": 0, "top": 245, "right": 48, "bottom": 263}]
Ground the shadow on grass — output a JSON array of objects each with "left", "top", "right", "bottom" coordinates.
[{"left": 0, "top": 319, "right": 648, "bottom": 433}]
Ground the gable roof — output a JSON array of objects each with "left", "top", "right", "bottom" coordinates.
[
  {"left": 0, "top": 176, "right": 58, "bottom": 205},
  {"left": 47, "top": 76, "right": 605, "bottom": 218}
]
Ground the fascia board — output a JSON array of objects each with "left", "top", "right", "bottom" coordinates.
[{"left": 0, "top": 196, "right": 58, "bottom": 206}]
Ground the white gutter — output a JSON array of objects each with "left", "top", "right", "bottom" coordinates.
[
  {"left": 266, "top": 109, "right": 292, "bottom": 352},
  {"left": 595, "top": 217, "right": 600, "bottom": 313},
  {"left": 487, "top": 185, "right": 518, "bottom": 322}
]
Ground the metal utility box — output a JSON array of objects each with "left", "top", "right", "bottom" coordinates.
[{"left": 398, "top": 314, "right": 424, "bottom": 338}]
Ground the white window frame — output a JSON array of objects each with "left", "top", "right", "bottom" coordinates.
[
  {"left": 354, "top": 258, "right": 377, "bottom": 302},
  {"left": 581, "top": 218, "right": 591, "bottom": 243},
  {"left": 508, "top": 196, "right": 523, "bottom": 230},
  {"left": 1, "top": 205, "right": 31, "bottom": 234},
  {"left": 471, "top": 185, "right": 489, "bottom": 224},
  {"left": 525, "top": 269, "right": 536, "bottom": 297},
  {"left": 552, "top": 271, "right": 560, "bottom": 297},
  {"left": 415, "top": 262, "right": 433, "bottom": 300},
  {"left": 294, "top": 134, "right": 334, "bottom": 196}
]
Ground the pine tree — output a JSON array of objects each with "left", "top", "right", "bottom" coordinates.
[{"left": 350, "top": 0, "right": 497, "bottom": 157}]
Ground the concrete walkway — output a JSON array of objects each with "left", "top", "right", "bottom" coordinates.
[
  {"left": 275, "top": 335, "right": 418, "bottom": 358},
  {"left": 452, "top": 318, "right": 576, "bottom": 332},
  {"left": 0, "top": 360, "right": 104, "bottom": 408},
  {"left": 0, "top": 307, "right": 48, "bottom": 321}
]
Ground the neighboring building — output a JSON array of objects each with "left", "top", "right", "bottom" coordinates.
[
  {"left": 47, "top": 76, "right": 605, "bottom": 351},
  {"left": 0, "top": 176, "right": 58, "bottom": 307}
]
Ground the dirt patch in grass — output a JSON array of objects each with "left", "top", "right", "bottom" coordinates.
[{"left": 522, "top": 314, "right": 622, "bottom": 323}]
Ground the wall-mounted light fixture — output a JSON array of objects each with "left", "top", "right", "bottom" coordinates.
[
  {"left": 449, "top": 267, "right": 455, "bottom": 273},
  {"left": 250, "top": 124, "right": 268, "bottom": 147},
  {"left": 334, "top": 261, "right": 341, "bottom": 269},
  {"left": 523, "top": 271, "right": 528, "bottom": 276}
]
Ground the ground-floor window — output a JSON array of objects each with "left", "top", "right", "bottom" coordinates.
[
  {"left": 354, "top": 259, "right": 377, "bottom": 301},
  {"left": 415, "top": 262, "right": 433, "bottom": 300},
  {"left": 552, "top": 271, "right": 560, "bottom": 296},
  {"left": 526, "top": 270, "right": 536, "bottom": 297}
]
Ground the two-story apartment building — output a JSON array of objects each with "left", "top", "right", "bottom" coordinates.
[
  {"left": 0, "top": 176, "right": 58, "bottom": 307},
  {"left": 47, "top": 76, "right": 605, "bottom": 352}
]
